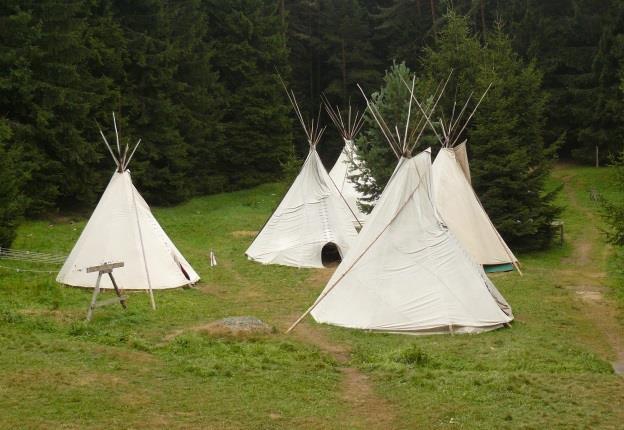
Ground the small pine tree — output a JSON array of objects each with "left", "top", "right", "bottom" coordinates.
[
  {"left": 280, "top": 145, "right": 302, "bottom": 184},
  {"left": 601, "top": 149, "right": 624, "bottom": 245},
  {"left": 353, "top": 62, "right": 422, "bottom": 213}
]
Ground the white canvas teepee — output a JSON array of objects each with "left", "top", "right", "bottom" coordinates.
[
  {"left": 245, "top": 85, "right": 358, "bottom": 268},
  {"left": 246, "top": 148, "right": 359, "bottom": 268},
  {"left": 57, "top": 114, "right": 199, "bottom": 299},
  {"left": 329, "top": 140, "right": 368, "bottom": 226},
  {"left": 308, "top": 151, "right": 513, "bottom": 333},
  {"left": 323, "top": 97, "right": 370, "bottom": 226},
  {"left": 288, "top": 78, "right": 513, "bottom": 334},
  {"left": 432, "top": 142, "right": 518, "bottom": 269},
  {"left": 414, "top": 83, "right": 520, "bottom": 273}
]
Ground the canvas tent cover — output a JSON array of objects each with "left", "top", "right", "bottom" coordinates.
[
  {"left": 310, "top": 151, "right": 513, "bottom": 334},
  {"left": 432, "top": 143, "right": 517, "bottom": 267},
  {"left": 57, "top": 171, "right": 199, "bottom": 290},
  {"left": 246, "top": 148, "right": 358, "bottom": 268},
  {"left": 328, "top": 140, "right": 369, "bottom": 225}
]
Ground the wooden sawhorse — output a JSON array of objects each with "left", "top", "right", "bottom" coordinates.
[{"left": 86, "top": 262, "right": 127, "bottom": 321}]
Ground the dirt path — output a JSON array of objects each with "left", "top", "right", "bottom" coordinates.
[
  {"left": 292, "top": 320, "right": 397, "bottom": 429},
  {"left": 558, "top": 170, "right": 624, "bottom": 375},
  {"left": 286, "top": 268, "right": 398, "bottom": 429}
]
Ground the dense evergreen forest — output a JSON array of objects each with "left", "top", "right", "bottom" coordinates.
[{"left": 1, "top": 0, "right": 623, "bottom": 249}]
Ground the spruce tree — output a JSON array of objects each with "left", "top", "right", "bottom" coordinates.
[
  {"left": 497, "top": 0, "right": 612, "bottom": 162},
  {"left": 0, "top": 119, "right": 24, "bottom": 247},
  {"left": 600, "top": 149, "right": 624, "bottom": 246},
  {"left": 284, "top": 0, "right": 323, "bottom": 134},
  {"left": 166, "top": 0, "right": 226, "bottom": 195},
  {"left": 205, "top": 0, "right": 292, "bottom": 189},
  {"left": 113, "top": 1, "right": 196, "bottom": 205},
  {"left": 579, "top": 1, "right": 624, "bottom": 164},
  {"left": 353, "top": 62, "right": 418, "bottom": 212},
  {"left": 372, "top": 0, "right": 437, "bottom": 65},
  {"left": 321, "top": 0, "right": 379, "bottom": 104},
  {"left": 0, "top": 0, "right": 122, "bottom": 213},
  {"left": 319, "top": 0, "right": 380, "bottom": 161},
  {"left": 423, "top": 13, "right": 560, "bottom": 249}
]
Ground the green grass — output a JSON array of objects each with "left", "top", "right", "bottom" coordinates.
[{"left": 0, "top": 165, "right": 623, "bottom": 429}]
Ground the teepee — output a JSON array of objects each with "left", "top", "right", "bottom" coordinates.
[
  {"left": 287, "top": 79, "right": 513, "bottom": 334},
  {"left": 417, "top": 86, "right": 520, "bottom": 273},
  {"left": 322, "top": 96, "right": 369, "bottom": 226},
  {"left": 57, "top": 114, "right": 199, "bottom": 308},
  {"left": 245, "top": 85, "right": 359, "bottom": 268}
]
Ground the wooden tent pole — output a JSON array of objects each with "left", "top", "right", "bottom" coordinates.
[
  {"left": 447, "top": 92, "right": 474, "bottom": 145},
  {"left": 112, "top": 112, "right": 121, "bottom": 156},
  {"left": 130, "top": 179, "right": 156, "bottom": 309},
  {"left": 402, "top": 79, "right": 444, "bottom": 147},
  {"left": 125, "top": 139, "right": 142, "bottom": 170},
  {"left": 402, "top": 77, "right": 416, "bottom": 153},
  {"left": 357, "top": 85, "right": 401, "bottom": 159},
  {"left": 326, "top": 167, "right": 364, "bottom": 229},
  {"left": 97, "top": 126, "right": 120, "bottom": 171},
  {"left": 449, "top": 82, "right": 493, "bottom": 148}
]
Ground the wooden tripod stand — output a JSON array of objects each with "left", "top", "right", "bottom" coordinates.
[{"left": 86, "top": 262, "right": 127, "bottom": 321}]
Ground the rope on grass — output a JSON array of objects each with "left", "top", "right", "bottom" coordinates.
[
  {"left": 0, "top": 247, "right": 66, "bottom": 274},
  {"left": 0, "top": 247, "right": 67, "bottom": 264},
  {"left": 0, "top": 264, "right": 59, "bottom": 274}
]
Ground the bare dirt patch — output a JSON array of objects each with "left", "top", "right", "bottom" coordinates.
[
  {"left": 570, "top": 240, "right": 593, "bottom": 266},
  {"left": 231, "top": 230, "right": 258, "bottom": 238},
  {"left": 197, "top": 316, "right": 272, "bottom": 336},
  {"left": 576, "top": 290, "right": 604, "bottom": 302},
  {"left": 340, "top": 367, "right": 397, "bottom": 429},
  {"left": 291, "top": 321, "right": 350, "bottom": 363},
  {"left": 163, "top": 316, "right": 273, "bottom": 342},
  {"left": 307, "top": 267, "right": 335, "bottom": 286}
]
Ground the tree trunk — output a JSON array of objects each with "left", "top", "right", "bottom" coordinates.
[
  {"left": 416, "top": 0, "right": 422, "bottom": 16},
  {"left": 279, "top": 0, "right": 286, "bottom": 48},
  {"left": 341, "top": 38, "right": 347, "bottom": 102},
  {"left": 480, "top": 0, "right": 487, "bottom": 41},
  {"left": 430, "top": 0, "right": 437, "bottom": 38},
  {"left": 308, "top": 6, "right": 314, "bottom": 106},
  {"left": 279, "top": 0, "right": 285, "bottom": 27}
]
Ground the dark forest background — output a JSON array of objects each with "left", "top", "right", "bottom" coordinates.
[{"left": 1, "top": 0, "right": 623, "bottom": 249}]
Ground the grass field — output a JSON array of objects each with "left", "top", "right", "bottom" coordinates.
[{"left": 0, "top": 164, "right": 623, "bottom": 429}]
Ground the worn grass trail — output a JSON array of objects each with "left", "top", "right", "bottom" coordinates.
[
  {"left": 0, "top": 164, "right": 623, "bottom": 429},
  {"left": 556, "top": 166, "right": 624, "bottom": 374},
  {"left": 287, "top": 267, "right": 397, "bottom": 429}
]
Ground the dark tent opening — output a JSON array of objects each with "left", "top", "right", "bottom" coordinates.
[{"left": 321, "top": 242, "right": 342, "bottom": 267}]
